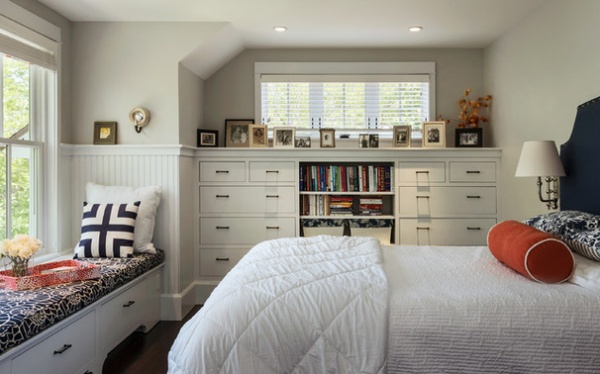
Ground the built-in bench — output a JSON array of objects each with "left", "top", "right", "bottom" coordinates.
[{"left": 0, "top": 250, "right": 164, "bottom": 374}]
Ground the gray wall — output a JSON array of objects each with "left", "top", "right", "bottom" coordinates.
[
  {"left": 204, "top": 48, "right": 486, "bottom": 147},
  {"left": 484, "top": 0, "right": 600, "bottom": 221}
]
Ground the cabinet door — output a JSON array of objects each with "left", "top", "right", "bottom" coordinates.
[
  {"left": 399, "top": 186, "right": 496, "bottom": 216},
  {"left": 200, "top": 217, "right": 296, "bottom": 245},
  {"left": 200, "top": 186, "right": 295, "bottom": 213},
  {"left": 399, "top": 218, "right": 496, "bottom": 246},
  {"left": 12, "top": 310, "right": 96, "bottom": 374}
]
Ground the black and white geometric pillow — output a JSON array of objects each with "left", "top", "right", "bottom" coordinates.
[{"left": 74, "top": 201, "right": 140, "bottom": 258}]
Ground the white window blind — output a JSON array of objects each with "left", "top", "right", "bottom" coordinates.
[{"left": 0, "top": 15, "right": 57, "bottom": 71}]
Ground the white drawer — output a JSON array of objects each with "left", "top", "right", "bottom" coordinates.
[
  {"left": 399, "top": 218, "right": 496, "bottom": 246},
  {"left": 12, "top": 310, "right": 96, "bottom": 374},
  {"left": 200, "top": 186, "right": 296, "bottom": 214},
  {"left": 100, "top": 279, "right": 148, "bottom": 351},
  {"left": 200, "top": 248, "right": 250, "bottom": 276},
  {"left": 200, "top": 161, "right": 245, "bottom": 182},
  {"left": 399, "top": 186, "right": 496, "bottom": 216},
  {"left": 249, "top": 161, "right": 295, "bottom": 182},
  {"left": 449, "top": 161, "right": 496, "bottom": 182},
  {"left": 200, "top": 217, "right": 296, "bottom": 245},
  {"left": 397, "top": 162, "right": 445, "bottom": 183}
]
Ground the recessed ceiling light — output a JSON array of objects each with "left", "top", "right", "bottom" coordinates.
[
  {"left": 408, "top": 26, "right": 423, "bottom": 32},
  {"left": 273, "top": 26, "right": 288, "bottom": 33}
]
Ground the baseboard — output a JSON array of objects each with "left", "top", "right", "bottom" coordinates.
[
  {"left": 160, "top": 282, "right": 197, "bottom": 321},
  {"left": 195, "top": 280, "right": 220, "bottom": 304}
]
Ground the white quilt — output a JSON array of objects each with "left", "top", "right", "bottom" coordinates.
[{"left": 168, "top": 235, "right": 388, "bottom": 374}]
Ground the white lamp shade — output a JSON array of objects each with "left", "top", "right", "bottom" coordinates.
[{"left": 515, "top": 140, "right": 566, "bottom": 177}]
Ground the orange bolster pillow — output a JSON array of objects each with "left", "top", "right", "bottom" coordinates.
[{"left": 487, "top": 220, "right": 574, "bottom": 283}]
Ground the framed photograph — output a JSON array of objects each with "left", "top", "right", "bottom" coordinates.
[
  {"left": 393, "top": 125, "right": 411, "bottom": 147},
  {"left": 225, "top": 119, "right": 253, "bottom": 147},
  {"left": 455, "top": 127, "right": 483, "bottom": 148},
  {"left": 358, "top": 134, "right": 369, "bottom": 148},
  {"left": 369, "top": 134, "right": 379, "bottom": 148},
  {"left": 295, "top": 136, "right": 311, "bottom": 148},
  {"left": 273, "top": 127, "right": 295, "bottom": 148},
  {"left": 249, "top": 124, "right": 268, "bottom": 148},
  {"left": 93, "top": 121, "right": 117, "bottom": 145},
  {"left": 320, "top": 128, "right": 336, "bottom": 148},
  {"left": 197, "top": 129, "right": 218, "bottom": 147},
  {"left": 422, "top": 121, "right": 446, "bottom": 148}
]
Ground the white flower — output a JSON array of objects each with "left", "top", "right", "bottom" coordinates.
[{"left": 0, "top": 235, "right": 42, "bottom": 260}]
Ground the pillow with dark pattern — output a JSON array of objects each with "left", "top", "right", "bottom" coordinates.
[{"left": 523, "top": 210, "right": 600, "bottom": 261}]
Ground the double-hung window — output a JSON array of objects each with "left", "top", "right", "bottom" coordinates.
[
  {"left": 0, "top": 13, "right": 57, "bottom": 250},
  {"left": 255, "top": 62, "right": 435, "bottom": 136}
]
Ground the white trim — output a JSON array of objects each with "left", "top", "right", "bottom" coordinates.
[
  {"left": 524, "top": 238, "right": 574, "bottom": 283},
  {"left": 61, "top": 144, "right": 196, "bottom": 157}
]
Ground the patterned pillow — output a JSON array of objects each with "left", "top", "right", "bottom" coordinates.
[
  {"left": 524, "top": 210, "right": 600, "bottom": 261},
  {"left": 74, "top": 202, "right": 140, "bottom": 258}
]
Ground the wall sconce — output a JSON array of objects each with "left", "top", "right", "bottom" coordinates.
[
  {"left": 128, "top": 107, "right": 151, "bottom": 133},
  {"left": 515, "top": 140, "right": 566, "bottom": 210}
]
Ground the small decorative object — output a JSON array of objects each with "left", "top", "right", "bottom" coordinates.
[
  {"left": 197, "top": 129, "right": 218, "bottom": 147},
  {"left": 249, "top": 124, "right": 268, "bottom": 147},
  {"left": 422, "top": 121, "right": 446, "bottom": 148},
  {"left": 295, "top": 136, "right": 311, "bottom": 148},
  {"left": 0, "top": 259, "right": 101, "bottom": 290},
  {"left": 358, "top": 134, "right": 369, "bottom": 148},
  {"left": 393, "top": 125, "right": 411, "bottom": 147},
  {"left": 0, "top": 234, "right": 42, "bottom": 278},
  {"left": 128, "top": 107, "right": 151, "bottom": 133},
  {"left": 225, "top": 119, "right": 253, "bottom": 147},
  {"left": 369, "top": 134, "right": 379, "bottom": 148},
  {"left": 455, "top": 128, "right": 483, "bottom": 147},
  {"left": 93, "top": 121, "right": 117, "bottom": 145},
  {"left": 320, "top": 128, "right": 336, "bottom": 148},
  {"left": 457, "top": 88, "right": 492, "bottom": 128},
  {"left": 273, "top": 127, "right": 295, "bottom": 148}
]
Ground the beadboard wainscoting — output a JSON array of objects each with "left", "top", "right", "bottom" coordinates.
[{"left": 62, "top": 144, "right": 197, "bottom": 321}]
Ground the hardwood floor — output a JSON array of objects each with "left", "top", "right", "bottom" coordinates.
[{"left": 102, "top": 305, "right": 201, "bottom": 374}]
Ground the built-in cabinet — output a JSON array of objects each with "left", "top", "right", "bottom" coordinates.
[{"left": 196, "top": 148, "right": 501, "bottom": 289}]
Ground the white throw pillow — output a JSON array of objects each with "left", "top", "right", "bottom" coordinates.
[{"left": 85, "top": 182, "right": 162, "bottom": 253}]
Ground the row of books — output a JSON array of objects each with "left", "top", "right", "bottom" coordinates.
[
  {"left": 299, "top": 164, "right": 393, "bottom": 192},
  {"left": 300, "top": 195, "right": 385, "bottom": 216}
]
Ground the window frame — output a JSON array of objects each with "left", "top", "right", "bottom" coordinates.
[{"left": 254, "top": 61, "right": 436, "bottom": 137}]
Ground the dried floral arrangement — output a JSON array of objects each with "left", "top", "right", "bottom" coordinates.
[{"left": 457, "top": 88, "right": 492, "bottom": 128}]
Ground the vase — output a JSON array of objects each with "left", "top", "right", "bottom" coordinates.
[{"left": 11, "top": 258, "right": 29, "bottom": 277}]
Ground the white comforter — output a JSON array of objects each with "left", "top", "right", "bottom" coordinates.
[{"left": 168, "top": 236, "right": 388, "bottom": 374}]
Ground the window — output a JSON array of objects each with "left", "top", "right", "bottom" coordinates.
[
  {"left": 255, "top": 62, "right": 435, "bottom": 136},
  {"left": 0, "top": 13, "right": 57, "bottom": 251}
]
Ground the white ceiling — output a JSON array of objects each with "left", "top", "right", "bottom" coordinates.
[{"left": 37, "top": 0, "right": 547, "bottom": 48}]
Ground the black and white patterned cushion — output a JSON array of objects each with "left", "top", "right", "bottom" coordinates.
[
  {"left": 74, "top": 201, "right": 140, "bottom": 258},
  {"left": 524, "top": 210, "right": 600, "bottom": 261}
]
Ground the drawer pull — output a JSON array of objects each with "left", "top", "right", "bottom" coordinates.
[
  {"left": 215, "top": 170, "right": 229, "bottom": 174},
  {"left": 216, "top": 226, "right": 230, "bottom": 230},
  {"left": 467, "top": 227, "right": 482, "bottom": 230},
  {"left": 416, "top": 196, "right": 430, "bottom": 199},
  {"left": 266, "top": 226, "right": 280, "bottom": 230},
  {"left": 123, "top": 300, "right": 136, "bottom": 308},
  {"left": 266, "top": 170, "right": 280, "bottom": 174},
  {"left": 415, "top": 171, "right": 429, "bottom": 174},
  {"left": 466, "top": 170, "right": 481, "bottom": 174},
  {"left": 215, "top": 195, "right": 230, "bottom": 198},
  {"left": 53, "top": 344, "right": 72, "bottom": 355},
  {"left": 216, "top": 257, "right": 230, "bottom": 261},
  {"left": 266, "top": 195, "right": 280, "bottom": 198},
  {"left": 416, "top": 226, "right": 430, "bottom": 230},
  {"left": 467, "top": 195, "right": 481, "bottom": 199}
]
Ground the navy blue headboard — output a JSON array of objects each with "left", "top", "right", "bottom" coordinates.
[{"left": 560, "top": 96, "right": 600, "bottom": 215}]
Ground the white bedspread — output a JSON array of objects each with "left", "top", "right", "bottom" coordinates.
[
  {"left": 384, "top": 245, "right": 600, "bottom": 373},
  {"left": 168, "top": 235, "right": 388, "bottom": 374}
]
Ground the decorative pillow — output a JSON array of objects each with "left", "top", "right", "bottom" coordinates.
[
  {"left": 524, "top": 210, "right": 600, "bottom": 261},
  {"left": 74, "top": 202, "right": 140, "bottom": 258},
  {"left": 86, "top": 182, "right": 162, "bottom": 254},
  {"left": 487, "top": 220, "right": 574, "bottom": 283}
]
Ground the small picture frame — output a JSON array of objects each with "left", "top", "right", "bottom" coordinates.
[
  {"left": 358, "top": 134, "right": 369, "bottom": 148},
  {"left": 422, "top": 121, "right": 446, "bottom": 148},
  {"left": 197, "top": 129, "right": 218, "bottom": 147},
  {"left": 225, "top": 119, "right": 253, "bottom": 147},
  {"left": 273, "top": 127, "right": 295, "bottom": 148},
  {"left": 295, "top": 136, "right": 311, "bottom": 148},
  {"left": 369, "top": 134, "right": 379, "bottom": 148},
  {"left": 320, "top": 128, "right": 336, "bottom": 148},
  {"left": 249, "top": 124, "right": 268, "bottom": 148},
  {"left": 93, "top": 121, "right": 117, "bottom": 145},
  {"left": 455, "top": 127, "right": 483, "bottom": 148},
  {"left": 393, "top": 125, "right": 411, "bottom": 147}
]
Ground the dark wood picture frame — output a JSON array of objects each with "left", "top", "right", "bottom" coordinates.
[
  {"left": 455, "top": 127, "right": 483, "bottom": 148},
  {"left": 393, "top": 125, "right": 411, "bottom": 147},
  {"left": 93, "top": 121, "right": 117, "bottom": 145},
  {"left": 320, "top": 128, "right": 336, "bottom": 148},
  {"left": 197, "top": 129, "right": 218, "bottom": 147}
]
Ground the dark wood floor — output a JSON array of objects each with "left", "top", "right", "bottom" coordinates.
[{"left": 102, "top": 305, "right": 201, "bottom": 374}]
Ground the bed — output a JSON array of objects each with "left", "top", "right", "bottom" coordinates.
[{"left": 169, "top": 96, "right": 600, "bottom": 373}]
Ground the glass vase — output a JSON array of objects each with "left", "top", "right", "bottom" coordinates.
[{"left": 11, "top": 258, "right": 29, "bottom": 277}]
